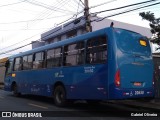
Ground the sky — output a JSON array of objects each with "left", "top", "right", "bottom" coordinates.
[{"left": 0, "top": 0, "right": 160, "bottom": 58}]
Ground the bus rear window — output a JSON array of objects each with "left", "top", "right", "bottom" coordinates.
[{"left": 116, "top": 31, "right": 151, "bottom": 56}]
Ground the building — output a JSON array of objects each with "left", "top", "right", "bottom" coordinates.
[
  {"left": 32, "top": 16, "right": 152, "bottom": 49},
  {"left": 41, "top": 16, "right": 87, "bottom": 45}
]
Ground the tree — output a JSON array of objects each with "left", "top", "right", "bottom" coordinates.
[{"left": 139, "top": 11, "right": 160, "bottom": 46}]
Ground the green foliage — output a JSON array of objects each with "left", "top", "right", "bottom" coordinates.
[{"left": 139, "top": 11, "right": 160, "bottom": 45}]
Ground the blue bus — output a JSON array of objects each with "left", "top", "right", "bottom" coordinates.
[{"left": 4, "top": 27, "right": 154, "bottom": 106}]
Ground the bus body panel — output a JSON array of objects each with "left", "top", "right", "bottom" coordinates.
[
  {"left": 5, "top": 64, "right": 108, "bottom": 100},
  {"left": 108, "top": 28, "right": 154, "bottom": 99},
  {"left": 4, "top": 27, "right": 154, "bottom": 101}
]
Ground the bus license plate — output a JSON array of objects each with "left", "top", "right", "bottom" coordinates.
[{"left": 135, "top": 91, "right": 144, "bottom": 95}]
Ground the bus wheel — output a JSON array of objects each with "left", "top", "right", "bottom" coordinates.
[
  {"left": 54, "top": 85, "right": 67, "bottom": 107},
  {"left": 13, "top": 84, "right": 20, "bottom": 97}
]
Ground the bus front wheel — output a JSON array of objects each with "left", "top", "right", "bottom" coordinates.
[{"left": 53, "top": 85, "right": 67, "bottom": 107}]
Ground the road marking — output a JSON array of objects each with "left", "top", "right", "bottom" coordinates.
[{"left": 28, "top": 103, "right": 48, "bottom": 109}]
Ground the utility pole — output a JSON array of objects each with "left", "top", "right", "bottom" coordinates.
[{"left": 84, "top": 0, "right": 92, "bottom": 32}]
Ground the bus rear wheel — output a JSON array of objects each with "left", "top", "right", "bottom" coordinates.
[
  {"left": 54, "top": 85, "right": 67, "bottom": 107},
  {"left": 13, "top": 83, "right": 20, "bottom": 97}
]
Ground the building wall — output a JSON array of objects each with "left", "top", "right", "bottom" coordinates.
[
  {"left": 91, "top": 18, "right": 152, "bottom": 38},
  {"left": 32, "top": 41, "right": 45, "bottom": 49},
  {"left": 32, "top": 16, "right": 152, "bottom": 49}
]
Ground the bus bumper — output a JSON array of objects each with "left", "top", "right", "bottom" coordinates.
[{"left": 110, "top": 88, "right": 154, "bottom": 99}]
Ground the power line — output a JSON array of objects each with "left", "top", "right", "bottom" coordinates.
[
  {"left": 0, "top": 28, "right": 51, "bottom": 31},
  {"left": 75, "top": 0, "right": 81, "bottom": 18},
  {"left": 0, "top": 0, "right": 26, "bottom": 8},
  {"left": 73, "top": 0, "right": 84, "bottom": 8},
  {"left": 24, "top": 0, "right": 75, "bottom": 14},
  {"left": 67, "top": 0, "right": 79, "bottom": 10},
  {"left": 0, "top": 14, "right": 72, "bottom": 24},
  {"left": 92, "top": 0, "right": 158, "bottom": 14},
  {"left": 79, "top": 0, "right": 85, "bottom": 6},
  {"left": 22, "top": 0, "right": 72, "bottom": 32},
  {"left": 0, "top": 11, "right": 84, "bottom": 52},
  {"left": 92, "top": 1, "right": 160, "bottom": 22},
  {"left": 90, "top": 0, "right": 117, "bottom": 9},
  {"left": 1, "top": 1, "right": 159, "bottom": 56}
]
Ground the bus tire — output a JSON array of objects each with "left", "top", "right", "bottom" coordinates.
[
  {"left": 13, "top": 83, "right": 21, "bottom": 97},
  {"left": 54, "top": 85, "right": 67, "bottom": 107}
]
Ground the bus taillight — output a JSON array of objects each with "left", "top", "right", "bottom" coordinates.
[{"left": 114, "top": 70, "right": 120, "bottom": 87}]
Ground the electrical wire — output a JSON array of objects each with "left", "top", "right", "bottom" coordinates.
[
  {"left": 0, "top": 0, "right": 159, "bottom": 56},
  {"left": 92, "top": 1, "right": 160, "bottom": 22},
  {"left": 75, "top": 0, "right": 81, "bottom": 18},
  {"left": 0, "top": 14, "right": 72, "bottom": 24},
  {"left": 0, "top": 0, "right": 26, "bottom": 8},
  {"left": 92, "top": 0, "right": 159, "bottom": 14},
  {"left": 22, "top": 0, "right": 72, "bottom": 31},
  {"left": 0, "top": 11, "right": 84, "bottom": 52},
  {"left": 90, "top": 0, "right": 117, "bottom": 9},
  {"left": 24, "top": 0, "right": 75, "bottom": 14},
  {"left": 79, "top": 0, "right": 85, "bottom": 6},
  {"left": 73, "top": 0, "right": 84, "bottom": 8}
]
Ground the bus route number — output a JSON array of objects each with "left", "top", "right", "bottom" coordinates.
[{"left": 135, "top": 91, "right": 144, "bottom": 95}]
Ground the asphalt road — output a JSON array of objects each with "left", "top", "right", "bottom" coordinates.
[{"left": 0, "top": 89, "right": 159, "bottom": 120}]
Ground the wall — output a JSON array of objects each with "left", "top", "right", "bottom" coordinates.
[{"left": 91, "top": 18, "right": 152, "bottom": 38}]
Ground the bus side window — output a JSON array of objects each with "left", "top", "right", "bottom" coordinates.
[
  {"left": 33, "top": 52, "right": 44, "bottom": 69},
  {"left": 86, "top": 36, "right": 107, "bottom": 64},
  {"left": 28, "top": 55, "right": 33, "bottom": 69},
  {"left": 63, "top": 41, "right": 84, "bottom": 66},
  {"left": 22, "top": 55, "right": 33, "bottom": 70},
  {"left": 47, "top": 47, "right": 62, "bottom": 68},
  {"left": 14, "top": 57, "right": 22, "bottom": 71},
  {"left": 23, "top": 56, "right": 28, "bottom": 70}
]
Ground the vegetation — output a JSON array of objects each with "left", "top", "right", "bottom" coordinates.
[{"left": 139, "top": 11, "right": 160, "bottom": 47}]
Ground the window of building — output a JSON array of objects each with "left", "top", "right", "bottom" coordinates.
[
  {"left": 64, "top": 41, "right": 84, "bottom": 66},
  {"left": 86, "top": 36, "right": 107, "bottom": 64},
  {"left": 33, "top": 52, "right": 45, "bottom": 69},
  {"left": 14, "top": 57, "right": 22, "bottom": 71},
  {"left": 67, "top": 30, "right": 77, "bottom": 38},
  {"left": 47, "top": 47, "right": 62, "bottom": 68}
]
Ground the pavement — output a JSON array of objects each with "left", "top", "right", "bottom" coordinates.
[
  {"left": 108, "top": 99, "right": 160, "bottom": 111},
  {"left": 0, "top": 85, "right": 160, "bottom": 111}
]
